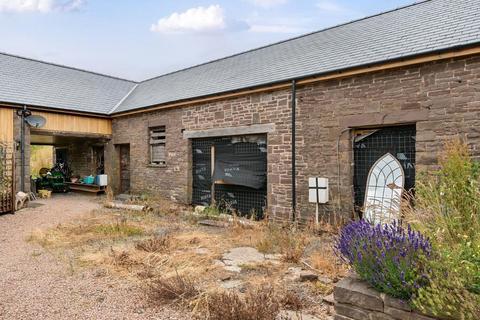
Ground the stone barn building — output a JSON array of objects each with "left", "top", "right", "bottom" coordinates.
[{"left": 1, "top": 0, "right": 480, "bottom": 223}]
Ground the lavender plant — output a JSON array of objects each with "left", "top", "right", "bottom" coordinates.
[{"left": 336, "top": 220, "right": 431, "bottom": 300}]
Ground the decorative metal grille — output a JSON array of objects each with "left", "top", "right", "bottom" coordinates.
[
  {"left": 363, "top": 153, "right": 405, "bottom": 225},
  {"left": 353, "top": 125, "right": 416, "bottom": 215}
]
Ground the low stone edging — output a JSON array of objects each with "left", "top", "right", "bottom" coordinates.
[{"left": 333, "top": 275, "right": 438, "bottom": 320}]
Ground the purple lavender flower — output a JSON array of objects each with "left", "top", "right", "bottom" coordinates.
[{"left": 335, "top": 220, "right": 431, "bottom": 300}]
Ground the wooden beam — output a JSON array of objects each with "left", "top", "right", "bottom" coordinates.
[{"left": 112, "top": 45, "right": 480, "bottom": 118}]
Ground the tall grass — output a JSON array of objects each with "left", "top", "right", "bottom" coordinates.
[{"left": 404, "top": 140, "right": 480, "bottom": 319}]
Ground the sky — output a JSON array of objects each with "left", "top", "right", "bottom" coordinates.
[{"left": 0, "top": 0, "right": 415, "bottom": 81}]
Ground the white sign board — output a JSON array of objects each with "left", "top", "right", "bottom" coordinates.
[{"left": 308, "top": 177, "right": 329, "bottom": 204}]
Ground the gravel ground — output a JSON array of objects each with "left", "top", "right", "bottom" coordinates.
[{"left": 0, "top": 194, "right": 188, "bottom": 320}]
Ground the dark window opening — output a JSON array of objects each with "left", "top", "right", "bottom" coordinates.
[{"left": 192, "top": 135, "right": 267, "bottom": 219}]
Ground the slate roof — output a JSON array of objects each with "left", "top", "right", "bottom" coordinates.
[
  {"left": 0, "top": 52, "right": 137, "bottom": 114},
  {"left": 114, "top": 0, "right": 480, "bottom": 113},
  {"left": 0, "top": 0, "right": 479, "bottom": 115}
]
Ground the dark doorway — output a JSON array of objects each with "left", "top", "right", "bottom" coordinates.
[
  {"left": 55, "top": 148, "right": 68, "bottom": 164},
  {"left": 192, "top": 135, "right": 267, "bottom": 218},
  {"left": 119, "top": 144, "right": 130, "bottom": 193},
  {"left": 93, "top": 145, "right": 105, "bottom": 175},
  {"left": 353, "top": 125, "right": 416, "bottom": 214}
]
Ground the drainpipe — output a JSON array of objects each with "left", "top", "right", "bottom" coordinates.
[{"left": 291, "top": 80, "right": 297, "bottom": 222}]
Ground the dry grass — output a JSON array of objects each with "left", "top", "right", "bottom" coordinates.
[
  {"left": 29, "top": 195, "right": 346, "bottom": 318},
  {"left": 135, "top": 235, "right": 171, "bottom": 253},
  {"left": 148, "top": 273, "right": 200, "bottom": 305},
  {"left": 309, "top": 249, "right": 348, "bottom": 279},
  {"left": 280, "top": 290, "right": 304, "bottom": 311},
  {"left": 194, "top": 286, "right": 282, "bottom": 320},
  {"left": 255, "top": 223, "right": 309, "bottom": 263}
]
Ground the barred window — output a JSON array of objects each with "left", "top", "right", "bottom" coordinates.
[{"left": 149, "top": 127, "right": 166, "bottom": 165}]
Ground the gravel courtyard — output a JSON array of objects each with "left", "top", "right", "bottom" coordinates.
[{"left": 0, "top": 194, "right": 185, "bottom": 320}]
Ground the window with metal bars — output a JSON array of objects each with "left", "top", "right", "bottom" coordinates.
[
  {"left": 353, "top": 125, "right": 416, "bottom": 215},
  {"left": 149, "top": 126, "right": 166, "bottom": 165}
]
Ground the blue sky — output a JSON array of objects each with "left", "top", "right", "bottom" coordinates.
[{"left": 0, "top": 0, "right": 415, "bottom": 81}]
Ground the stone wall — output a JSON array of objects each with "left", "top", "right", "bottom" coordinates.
[
  {"left": 295, "top": 55, "right": 480, "bottom": 223},
  {"left": 334, "top": 276, "right": 438, "bottom": 320},
  {"left": 65, "top": 142, "right": 101, "bottom": 178},
  {"left": 111, "top": 54, "right": 480, "bottom": 222},
  {"left": 13, "top": 111, "right": 31, "bottom": 193},
  {"left": 112, "top": 89, "right": 294, "bottom": 220}
]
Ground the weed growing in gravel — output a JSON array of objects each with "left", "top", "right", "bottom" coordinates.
[
  {"left": 194, "top": 286, "right": 282, "bottom": 320},
  {"left": 92, "top": 221, "right": 144, "bottom": 237},
  {"left": 256, "top": 223, "right": 309, "bottom": 263},
  {"left": 148, "top": 273, "right": 199, "bottom": 305},
  {"left": 135, "top": 235, "right": 171, "bottom": 253}
]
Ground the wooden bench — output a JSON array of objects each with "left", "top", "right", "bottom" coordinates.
[{"left": 66, "top": 182, "right": 106, "bottom": 194}]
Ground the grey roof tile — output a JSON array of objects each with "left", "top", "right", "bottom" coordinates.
[
  {"left": 0, "top": 52, "right": 136, "bottom": 114},
  {"left": 114, "top": 0, "right": 480, "bottom": 113},
  {"left": 0, "top": 0, "right": 479, "bottom": 115}
]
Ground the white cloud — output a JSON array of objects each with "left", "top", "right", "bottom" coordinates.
[
  {"left": 0, "top": 0, "right": 85, "bottom": 12},
  {"left": 151, "top": 5, "right": 227, "bottom": 34},
  {"left": 249, "top": 0, "right": 287, "bottom": 8}
]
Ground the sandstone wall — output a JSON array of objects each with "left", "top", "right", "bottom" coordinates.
[{"left": 111, "top": 54, "right": 480, "bottom": 222}]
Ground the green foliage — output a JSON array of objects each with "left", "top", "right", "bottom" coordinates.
[{"left": 407, "top": 141, "right": 480, "bottom": 319}]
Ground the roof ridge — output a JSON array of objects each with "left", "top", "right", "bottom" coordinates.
[
  {"left": 139, "top": 0, "right": 432, "bottom": 84},
  {"left": 108, "top": 83, "right": 139, "bottom": 114},
  {"left": 0, "top": 51, "right": 138, "bottom": 83}
]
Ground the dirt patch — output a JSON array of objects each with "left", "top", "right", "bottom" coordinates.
[
  {"left": 25, "top": 194, "right": 347, "bottom": 319},
  {"left": 0, "top": 194, "right": 186, "bottom": 320}
]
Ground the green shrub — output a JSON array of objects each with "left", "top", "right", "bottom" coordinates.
[{"left": 406, "top": 141, "right": 480, "bottom": 319}]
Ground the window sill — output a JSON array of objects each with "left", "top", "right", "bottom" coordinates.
[{"left": 148, "top": 164, "right": 167, "bottom": 168}]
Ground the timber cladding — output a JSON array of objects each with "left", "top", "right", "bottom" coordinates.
[
  {"left": 0, "top": 108, "right": 111, "bottom": 142},
  {"left": 110, "top": 54, "right": 480, "bottom": 222},
  {"left": 0, "top": 108, "right": 13, "bottom": 142},
  {"left": 31, "top": 111, "right": 112, "bottom": 135}
]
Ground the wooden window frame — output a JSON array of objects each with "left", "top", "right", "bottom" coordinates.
[{"left": 149, "top": 126, "right": 166, "bottom": 166}]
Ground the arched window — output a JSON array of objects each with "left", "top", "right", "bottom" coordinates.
[{"left": 363, "top": 153, "right": 404, "bottom": 225}]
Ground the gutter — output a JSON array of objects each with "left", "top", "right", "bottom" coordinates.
[{"left": 0, "top": 102, "right": 112, "bottom": 119}]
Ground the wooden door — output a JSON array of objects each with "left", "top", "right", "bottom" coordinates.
[{"left": 119, "top": 145, "right": 130, "bottom": 193}]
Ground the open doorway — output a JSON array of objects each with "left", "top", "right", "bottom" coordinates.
[
  {"left": 118, "top": 144, "right": 130, "bottom": 194},
  {"left": 29, "top": 132, "right": 109, "bottom": 194}
]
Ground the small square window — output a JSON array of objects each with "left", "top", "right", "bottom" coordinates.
[{"left": 149, "top": 126, "right": 166, "bottom": 165}]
